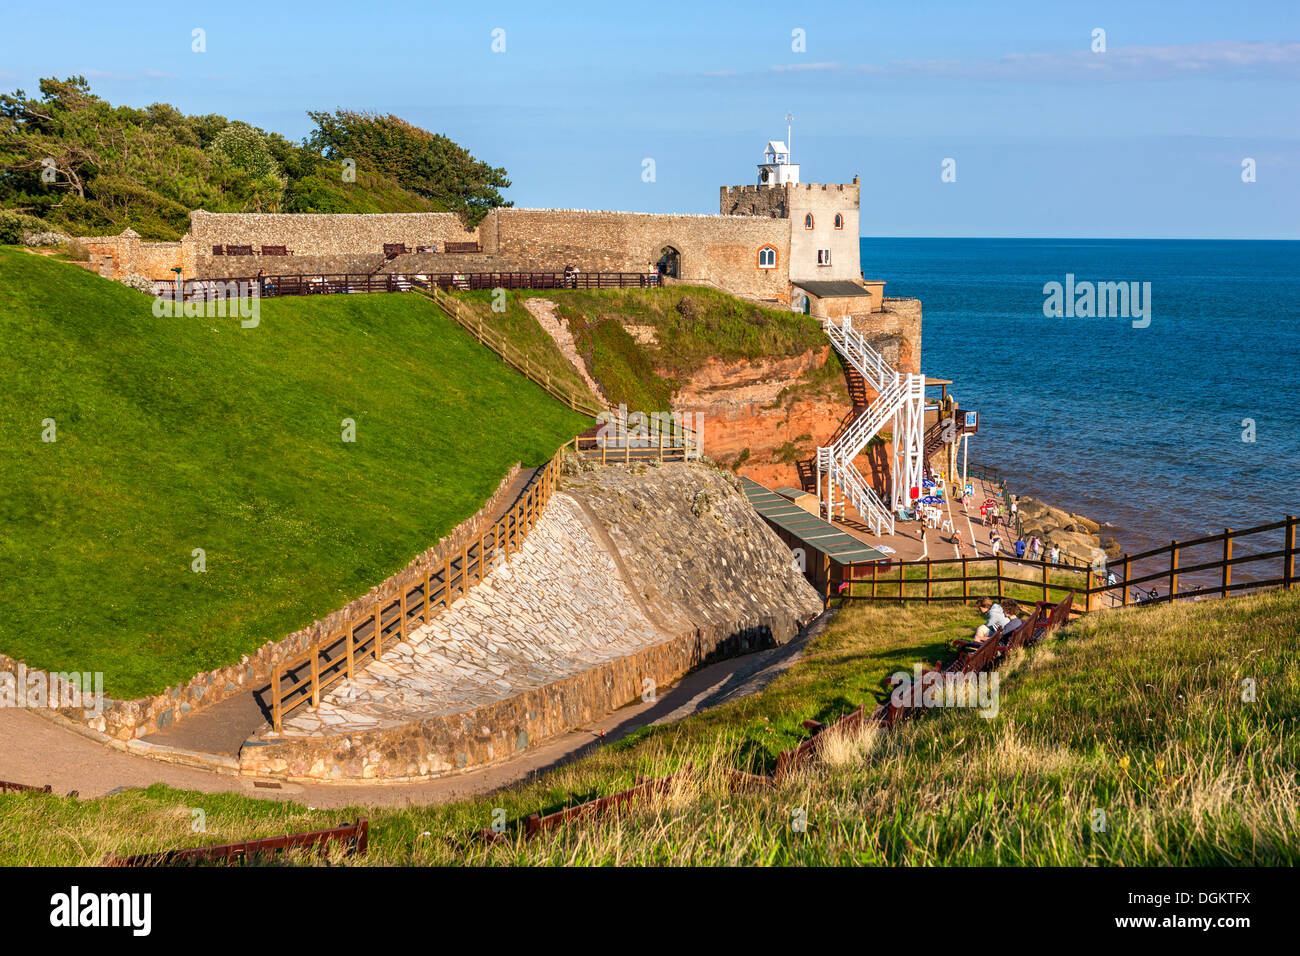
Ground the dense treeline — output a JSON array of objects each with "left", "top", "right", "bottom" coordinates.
[{"left": 0, "top": 77, "right": 511, "bottom": 240}]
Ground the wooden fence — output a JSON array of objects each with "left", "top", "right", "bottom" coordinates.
[
  {"left": 269, "top": 453, "right": 562, "bottom": 730},
  {"left": 413, "top": 281, "right": 606, "bottom": 417},
  {"left": 154, "top": 271, "right": 659, "bottom": 300},
  {"left": 267, "top": 429, "right": 699, "bottom": 731},
  {"left": 830, "top": 515, "right": 1299, "bottom": 612}
]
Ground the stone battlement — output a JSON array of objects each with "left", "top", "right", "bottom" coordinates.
[{"left": 721, "top": 181, "right": 859, "bottom": 195}]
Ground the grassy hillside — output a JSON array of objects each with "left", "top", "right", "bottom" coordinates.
[
  {"left": 441, "top": 287, "right": 833, "bottom": 414},
  {"left": 0, "top": 247, "right": 590, "bottom": 697},
  {"left": 4, "top": 589, "right": 1295, "bottom": 865}
]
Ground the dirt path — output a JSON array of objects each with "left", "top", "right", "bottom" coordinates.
[
  {"left": 522, "top": 298, "right": 607, "bottom": 405},
  {"left": 0, "top": 611, "right": 831, "bottom": 809}
]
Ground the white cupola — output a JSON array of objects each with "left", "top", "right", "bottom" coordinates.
[{"left": 758, "top": 140, "right": 800, "bottom": 186}]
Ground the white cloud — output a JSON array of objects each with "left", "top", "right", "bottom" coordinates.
[{"left": 690, "top": 41, "right": 1300, "bottom": 83}]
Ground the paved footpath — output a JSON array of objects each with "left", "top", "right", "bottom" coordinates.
[
  {"left": 835, "top": 474, "right": 1006, "bottom": 562},
  {"left": 0, "top": 611, "right": 830, "bottom": 810}
]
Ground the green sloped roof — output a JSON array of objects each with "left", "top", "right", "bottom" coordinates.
[{"left": 740, "top": 477, "right": 890, "bottom": 565}]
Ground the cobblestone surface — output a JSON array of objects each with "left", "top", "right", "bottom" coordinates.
[
  {"left": 272, "top": 493, "right": 664, "bottom": 738},
  {"left": 243, "top": 462, "right": 822, "bottom": 779}
]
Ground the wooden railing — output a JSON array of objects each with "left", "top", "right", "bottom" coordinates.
[
  {"left": 418, "top": 271, "right": 659, "bottom": 291},
  {"left": 267, "top": 427, "right": 700, "bottom": 731},
  {"left": 829, "top": 515, "right": 1299, "bottom": 613},
  {"left": 152, "top": 271, "right": 660, "bottom": 301},
  {"left": 413, "top": 281, "right": 606, "bottom": 417},
  {"left": 269, "top": 453, "right": 563, "bottom": 730},
  {"left": 567, "top": 431, "right": 700, "bottom": 463}
]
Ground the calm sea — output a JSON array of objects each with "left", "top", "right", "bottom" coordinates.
[{"left": 860, "top": 238, "right": 1300, "bottom": 554}]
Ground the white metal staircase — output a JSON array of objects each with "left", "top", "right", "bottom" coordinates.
[{"left": 817, "top": 316, "right": 927, "bottom": 537}]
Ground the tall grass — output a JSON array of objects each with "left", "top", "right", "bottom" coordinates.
[{"left": 5, "top": 591, "right": 1294, "bottom": 865}]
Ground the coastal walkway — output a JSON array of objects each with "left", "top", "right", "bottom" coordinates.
[{"left": 0, "top": 611, "right": 830, "bottom": 810}]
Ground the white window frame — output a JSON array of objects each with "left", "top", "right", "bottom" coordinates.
[
  {"left": 757, "top": 246, "right": 777, "bottom": 269},
  {"left": 817, "top": 248, "right": 832, "bottom": 266}
]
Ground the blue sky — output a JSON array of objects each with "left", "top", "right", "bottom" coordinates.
[{"left": 3, "top": 0, "right": 1297, "bottom": 237}]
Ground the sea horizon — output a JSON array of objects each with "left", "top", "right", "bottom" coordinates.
[{"left": 862, "top": 235, "right": 1300, "bottom": 558}]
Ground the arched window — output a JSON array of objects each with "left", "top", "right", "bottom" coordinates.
[
  {"left": 804, "top": 213, "right": 814, "bottom": 230},
  {"left": 834, "top": 213, "right": 844, "bottom": 230},
  {"left": 757, "top": 245, "right": 778, "bottom": 269}
]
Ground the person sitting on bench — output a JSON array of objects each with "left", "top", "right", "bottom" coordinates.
[
  {"left": 973, "top": 597, "right": 1010, "bottom": 641},
  {"left": 998, "top": 599, "right": 1024, "bottom": 638}
]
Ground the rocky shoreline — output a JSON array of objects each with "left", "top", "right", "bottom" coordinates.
[{"left": 1012, "top": 495, "right": 1120, "bottom": 569}]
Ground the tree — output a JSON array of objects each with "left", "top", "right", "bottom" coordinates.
[{"left": 305, "top": 110, "right": 511, "bottom": 226}]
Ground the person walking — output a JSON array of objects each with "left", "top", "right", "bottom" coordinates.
[
  {"left": 1049, "top": 543, "right": 1061, "bottom": 565},
  {"left": 1014, "top": 537, "right": 1026, "bottom": 559}
]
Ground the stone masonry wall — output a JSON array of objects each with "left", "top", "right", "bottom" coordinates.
[
  {"left": 189, "top": 211, "right": 482, "bottom": 278},
  {"left": 207, "top": 253, "right": 386, "bottom": 277},
  {"left": 864, "top": 298, "right": 923, "bottom": 374},
  {"left": 787, "top": 182, "right": 861, "bottom": 283},
  {"left": 492, "top": 209, "right": 790, "bottom": 301},
  {"left": 181, "top": 208, "right": 792, "bottom": 302},
  {"left": 721, "top": 180, "right": 862, "bottom": 284},
  {"left": 77, "top": 232, "right": 184, "bottom": 281},
  {"left": 559, "top": 462, "right": 819, "bottom": 643},
  {"left": 239, "top": 462, "right": 823, "bottom": 781}
]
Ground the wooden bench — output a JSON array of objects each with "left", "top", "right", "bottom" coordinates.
[
  {"left": 225, "top": 245, "right": 253, "bottom": 256},
  {"left": 1033, "top": 592, "right": 1073, "bottom": 644},
  {"left": 211, "top": 245, "right": 224, "bottom": 256},
  {"left": 444, "top": 241, "right": 480, "bottom": 254},
  {"left": 383, "top": 243, "right": 408, "bottom": 259},
  {"left": 772, "top": 703, "right": 874, "bottom": 781},
  {"left": 260, "top": 245, "right": 288, "bottom": 256}
]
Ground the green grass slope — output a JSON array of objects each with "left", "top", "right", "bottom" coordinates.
[
  {"left": 446, "top": 287, "right": 834, "bottom": 414},
  {"left": 0, "top": 248, "right": 590, "bottom": 697},
  {"left": 4, "top": 589, "right": 1293, "bottom": 866}
]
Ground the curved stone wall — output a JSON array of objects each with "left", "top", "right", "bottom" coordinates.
[{"left": 239, "top": 462, "right": 822, "bottom": 781}]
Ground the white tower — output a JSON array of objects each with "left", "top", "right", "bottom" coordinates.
[{"left": 757, "top": 136, "right": 800, "bottom": 186}]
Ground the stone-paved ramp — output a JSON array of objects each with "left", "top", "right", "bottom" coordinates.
[
  {"left": 267, "top": 492, "right": 669, "bottom": 738},
  {"left": 135, "top": 465, "right": 544, "bottom": 756},
  {"left": 0, "top": 610, "right": 831, "bottom": 810}
]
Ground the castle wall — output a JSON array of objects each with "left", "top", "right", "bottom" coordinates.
[
  {"left": 721, "top": 179, "right": 862, "bottom": 284},
  {"left": 178, "top": 208, "right": 791, "bottom": 301},
  {"left": 787, "top": 182, "right": 861, "bottom": 283},
  {"left": 78, "top": 233, "right": 184, "bottom": 281},
  {"left": 187, "top": 211, "right": 482, "bottom": 278},
  {"left": 491, "top": 209, "right": 790, "bottom": 301},
  {"left": 719, "top": 183, "right": 790, "bottom": 218}
]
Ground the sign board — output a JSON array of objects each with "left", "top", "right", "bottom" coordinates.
[{"left": 962, "top": 410, "right": 979, "bottom": 434}]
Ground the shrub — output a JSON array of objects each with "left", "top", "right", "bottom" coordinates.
[
  {"left": 0, "top": 210, "right": 52, "bottom": 244},
  {"left": 119, "top": 273, "right": 155, "bottom": 294},
  {"left": 23, "top": 230, "right": 72, "bottom": 247},
  {"left": 61, "top": 239, "right": 91, "bottom": 261}
]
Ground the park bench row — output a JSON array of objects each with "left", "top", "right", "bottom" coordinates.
[{"left": 771, "top": 593, "right": 1074, "bottom": 779}]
